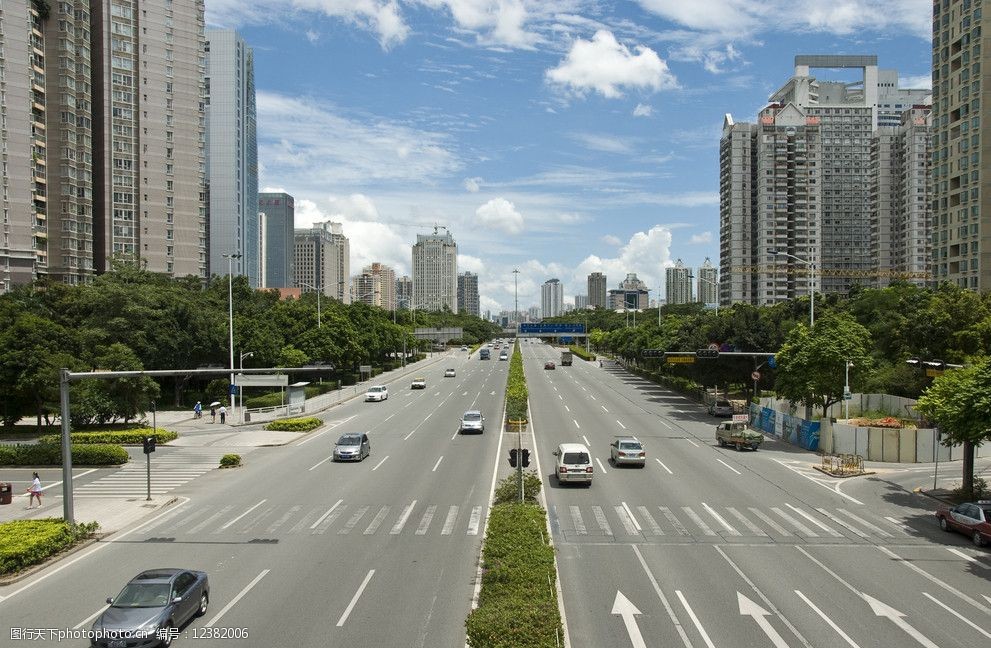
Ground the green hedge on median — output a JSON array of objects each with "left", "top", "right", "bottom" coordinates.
[
  {"left": 263, "top": 417, "right": 322, "bottom": 432},
  {"left": 0, "top": 443, "right": 129, "bottom": 466},
  {"left": 505, "top": 343, "right": 528, "bottom": 424},
  {"left": 37, "top": 429, "right": 177, "bottom": 446},
  {"left": 465, "top": 499, "right": 562, "bottom": 647},
  {"left": 568, "top": 345, "right": 595, "bottom": 361},
  {"left": 0, "top": 519, "right": 100, "bottom": 576}
]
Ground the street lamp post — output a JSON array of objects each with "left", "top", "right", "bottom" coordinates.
[
  {"left": 689, "top": 275, "right": 720, "bottom": 315},
  {"left": 844, "top": 360, "right": 853, "bottom": 420},
  {"left": 299, "top": 282, "right": 322, "bottom": 328},
  {"left": 239, "top": 351, "right": 254, "bottom": 423},
  {"left": 769, "top": 248, "right": 815, "bottom": 327},
  {"left": 512, "top": 269, "right": 519, "bottom": 328},
  {"left": 222, "top": 253, "right": 243, "bottom": 406}
]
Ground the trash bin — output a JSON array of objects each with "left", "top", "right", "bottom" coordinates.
[
  {"left": 244, "top": 412, "right": 251, "bottom": 422},
  {"left": 0, "top": 482, "right": 12, "bottom": 505}
]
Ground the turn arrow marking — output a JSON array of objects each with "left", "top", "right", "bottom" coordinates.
[
  {"left": 612, "top": 591, "right": 646, "bottom": 648},
  {"left": 738, "top": 592, "right": 790, "bottom": 648},
  {"left": 864, "top": 594, "right": 940, "bottom": 648}
]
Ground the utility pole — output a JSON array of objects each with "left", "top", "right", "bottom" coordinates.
[{"left": 513, "top": 269, "right": 520, "bottom": 327}]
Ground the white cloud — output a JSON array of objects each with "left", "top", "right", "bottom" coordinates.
[
  {"left": 573, "top": 225, "right": 675, "bottom": 300},
  {"left": 900, "top": 73, "right": 932, "bottom": 90},
  {"left": 570, "top": 132, "right": 636, "bottom": 154},
  {"left": 689, "top": 231, "right": 713, "bottom": 244},
  {"left": 602, "top": 234, "right": 622, "bottom": 246},
  {"left": 475, "top": 197, "right": 525, "bottom": 234},
  {"left": 415, "top": 0, "right": 539, "bottom": 48},
  {"left": 305, "top": 29, "right": 320, "bottom": 43},
  {"left": 464, "top": 176, "right": 483, "bottom": 192},
  {"left": 633, "top": 103, "right": 653, "bottom": 117},
  {"left": 546, "top": 30, "right": 678, "bottom": 99},
  {"left": 458, "top": 253, "right": 486, "bottom": 273}
]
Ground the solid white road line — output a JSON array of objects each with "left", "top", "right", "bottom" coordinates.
[
  {"left": 922, "top": 592, "right": 991, "bottom": 639},
  {"left": 684, "top": 438, "right": 699, "bottom": 447},
  {"left": 676, "top": 590, "right": 717, "bottom": 648},
  {"left": 206, "top": 570, "right": 269, "bottom": 628},
  {"left": 945, "top": 547, "right": 977, "bottom": 563},
  {"left": 595, "top": 458, "right": 608, "bottom": 474},
  {"left": 716, "top": 459, "right": 742, "bottom": 475},
  {"left": 337, "top": 570, "right": 375, "bottom": 627},
  {"left": 74, "top": 605, "right": 110, "bottom": 630},
  {"left": 432, "top": 456, "right": 444, "bottom": 472},
  {"left": 815, "top": 508, "right": 868, "bottom": 538},
  {"left": 655, "top": 459, "right": 673, "bottom": 474},
  {"left": 772, "top": 507, "right": 818, "bottom": 537},
  {"left": 794, "top": 590, "right": 862, "bottom": 648},
  {"left": 630, "top": 546, "right": 694, "bottom": 648},
  {"left": 836, "top": 509, "right": 893, "bottom": 537},
  {"left": 371, "top": 456, "right": 389, "bottom": 471},
  {"left": 681, "top": 507, "right": 716, "bottom": 536},
  {"left": 310, "top": 499, "right": 344, "bottom": 530},
  {"left": 621, "top": 501, "right": 642, "bottom": 532},
  {"left": 725, "top": 508, "right": 768, "bottom": 536},
  {"left": 795, "top": 547, "right": 861, "bottom": 596},
  {"left": 617, "top": 420, "right": 626, "bottom": 429},
  {"left": 222, "top": 499, "right": 267, "bottom": 530},
  {"left": 558, "top": 394, "right": 563, "bottom": 400}
]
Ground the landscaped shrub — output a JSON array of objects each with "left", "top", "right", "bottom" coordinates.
[
  {"left": 0, "top": 443, "right": 128, "bottom": 466},
  {"left": 505, "top": 344, "right": 528, "bottom": 425},
  {"left": 569, "top": 345, "right": 595, "bottom": 361},
  {"left": 465, "top": 501, "right": 562, "bottom": 647},
  {"left": 220, "top": 454, "right": 242, "bottom": 468},
  {"left": 37, "top": 429, "right": 177, "bottom": 446},
  {"left": 493, "top": 470, "right": 542, "bottom": 505},
  {"left": 0, "top": 519, "right": 100, "bottom": 576},
  {"left": 264, "top": 417, "right": 322, "bottom": 432}
]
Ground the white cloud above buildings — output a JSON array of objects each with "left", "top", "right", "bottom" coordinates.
[
  {"left": 475, "top": 197, "right": 525, "bottom": 234},
  {"left": 546, "top": 30, "right": 678, "bottom": 98}
]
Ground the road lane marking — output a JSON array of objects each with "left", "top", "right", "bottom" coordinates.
[
  {"left": 621, "top": 502, "right": 642, "bottom": 532},
  {"left": 592, "top": 506, "right": 613, "bottom": 535},
  {"left": 617, "top": 420, "right": 626, "bottom": 429},
  {"left": 573, "top": 419, "right": 580, "bottom": 429},
  {"left": 308, "top": 454, "right": 335, "bottom": 471},
  {"left": 589, "top": 395, "right": 596, "bottom": 400},
  {"left": 749, "top": 508, "right": 792, "bottom": 536},
  {"left": 462, "top": 391, "right": 468, "bottom": 396},
  {"left": 187, "top": 506, "right": 233, "bottom": 534},
  {"left": 659, "top": 419, "right": 673, "bottom": 429},
  {"left": 206, "top": 570, "right": 270, "bottom": 628},
  {"left": 339, "top": 506, "right": 370, "bottom": 535},
  {"left": 786, "top": 504, "right": 841, "bottom": 536},
  {"left": 364, "top": 506, "right": 390, "bottom": 535},
  {"left": 565, "top": 405, "right": 570, "bottom": 412},
  {"left": 883, "top": 516, "right": 914, "bottom": 535},
  {"left": 659, "top": 507, "right": 690, "bottom": 535},
  {"left": 794, "top": 590, "right": 861, "bottom": 648},
  {"left": 296, "top": 415, "right": 355, "bottom": 446},
  {"left": 655, "top": 458, "right": 673, "bottom": 474},
  {"left": 384, "top": 413, "right": 395, "bottom": 421},
  {"left": 442, "top": 506, "right": 459, "bottom": 535},
  {"left": 637, "top": 506, "right": 664, "bottom": 535},
  {"left": 945, "top": 547, "right": 977, "bottom": 563},
  {"left": 570, "top": 506, "right": 587, "bottom": 535},
  {"left": 337, "top": 570, "right": 375, "bottom": 627},
  {"left": 726, "top": 507, "right": 767, "bottom": 536},
  {"left": 795, "top": 547, "right": 861, "bottom": 596},
  {"left": 837, "top": 509, "right": 893, "bottom": 537},
  {"left": 772, "top": 507, "right": 817, "bottom": 536},
  {"left": 684, "top": 438, "right": 699, "bottom": 447},
  {"left": 221, "top": 500, "right": 267, "bottom": 530},
  {"left": 676, "top": 590, "right": 717, "bottom": 648},
  {"left": 630, "top": 546, "right": 694, "bottom": 648},
  {"left": 595, "top": 458, "right": 607, "bottom": 473},
  {"left": 682, "top": 507, "right": 716, "bottom": 536},
  {"left": 74, "top": 605, "right": 110, "bottom": 630},
  {"left": 371, "top": 456, "right": 389, "bottom": 471},
  {"left": 702, "top": 503, "right": 741, "bottom": 536},
  {"left": 432, "top": 456, "right": 444, "bottom": 472},
  {"left": 403, "top": 430, "right": 416, "bottom": 440},
  {"left": 266, "top": 505, "right": 301, "bottom": 534},
  {"left": 467, "top": 505, "right": 482, "bottom": 535},
  {"left": 393, "top": 504, "right": 421, "bottom": 535},
  {"left": 582, "top": 435, "right": 591, "bottom": 446},
  {"left": 922, "top": 592, "right": 991, "bottom": 639},
  {"left": 558, "top": 394, "right": 563, "bottom": 400},
  {"left": 771, "top": 457, "right": 864, "bottom": 505},
  {"left": 416, "top": 505, "right": 437, "bottom": 535},
  {"left": 716, "top": 459, "right": 742, "bottom": 475},
  {"left": 815, "top": 508, "right": 869, "bottom": 538},
  {"left": 310, "top": 499, "right": 344, "bottom": 530},
  {"left": 601, "top": 405, "right": 609, "bottom": 412}
]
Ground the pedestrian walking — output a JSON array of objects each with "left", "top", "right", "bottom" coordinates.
[
  {"left": 193, "top": 401, "right": 202, "bottom": 419},
  {"left": 219, "top": 405, "right": 227, "bottom": 424},
  {"left": 26, "top": 472, "right": 42, "bottom": 509},
  {"left": 210, "top": 405, "right": 217, "bottom": 423}
]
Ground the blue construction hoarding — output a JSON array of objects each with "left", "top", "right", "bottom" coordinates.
[{"left": 518, "top": 323, "right": 586, "bottom": 334}]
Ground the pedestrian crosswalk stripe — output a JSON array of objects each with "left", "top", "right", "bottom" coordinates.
[
  {"left": 340, "top": 506, "right": 369, "bottom": 535},
  {"left": 772, "top": 507, "right": 818, "bottom": 537},
  {"left": 467, "top": 506, "right": 482, "bottom": 535},
  {"left": 615, "top": 506, "right": 639, "bottom": 535},
  {"left": 240, "top": 506, "right": 276, "bottom": 535},
  {"left": 787, "top": 504, "right": 842, "bottom": 537},
  {"left": 726, "top": 507, "right": 767, "bottom": 537},
  {"left": 416, "top": 505, "right": 437, "bottom": 535},
  {"left": 659, "top": 506, "right": 690, "bottom": 536},
  {"left": 884, "top": 516, "right": 913, "bottom": 534},
  {"left": 364, "top": 507, "right": 390, "bottom": 535},
  {"left": 290, "top": 508, "right": 321, "bottom": 534},
  {"left": 188, "top": 506, "right": 233, "bottom": 535},
  {"left": 441, "top": 506, "right": 459, "bottom": 535},
  {"left": 391, "top": 501, "right": 417, "bottom": 534},
  {"left": 267, "top": 506, "right": 301, "bottom": 535},
  {"left": 702, "top": 503, "right": 741, "bottom": 536},
  {"left": 838, "top": 509, "right": 893, "bottom": 537},
  {"left": 571, "top": 506, "right": 587, "bottom": 535},
  {"left": 749, "top": 507, "right": 792, "bottom": 536},
  {"left": 637, "top": 506, "right": 663, "bottom": 535},
  {"left": 592, "top": 506, "right": 613, "bottom": 536},
  {"left": 682, "top": 507, "right": 716, "bottom": 536},
  {"left": 312, "top": 502, "right": 346, "bottom": 534},
  {"left": 816, "top": 508, "right": 869, "bottom": 538}
]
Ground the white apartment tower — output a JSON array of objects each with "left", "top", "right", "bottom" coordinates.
[
  {"left": 206, "top": 29, "right": 258, "bottom": 285},
  {"left": 666, "top": 260, "right": 693, "bottom": 305},
  {"left": 294, "top": 221, "right": 350, "bottom": 303},
  {"left": 697, "top": 258, "right": 719, "bottom": 304},
  {"left": 541, "top": 278, "right": 564, "bottom": 319},
  {"left": 412, "top": 227, "right": 457, "bottom": 312},
  {"left": 458, "top": 271, "right": 480, "bottom": 317},
  {"left": 361, "top": 262, "right": 396, "bottom": 310}
]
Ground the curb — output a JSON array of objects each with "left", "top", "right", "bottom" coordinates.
[{"left": 913, "top": 487, "right": 956, "bottom": 505}]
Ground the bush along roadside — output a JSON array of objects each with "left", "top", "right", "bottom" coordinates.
[
  {"left": 263, "top": 417, "right": 322, "bottom": 432},
  {"left": 37, "top": 428, "right": 178, "bottom": 446},
  {"left": 568, "top": 345, "right": 595, "bottom": 362},
  {"left": 0, "top": 519, "right": 100, "bottom": 576},
  {"left": 219, "top": 454, "right": 242, "bottom": 468},
  {"left": 505, "top": 342, "right": 528, "bottom": 426},
  {"left": 0, "top": 443, "right": 129, "bottom": 466},
  {"left": 465, "top": 476, "right": 563, "bottom": 648}
]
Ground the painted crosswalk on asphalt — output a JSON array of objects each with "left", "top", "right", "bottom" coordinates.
[
  {"left": 136, "top": 500, "right": 486, "bottom": 539},
  {"left": 549, "top": 503, "right": 922, "bottom": 542},
  {"left": 75, "top": 450, "right": 237, "bottom": 496}
]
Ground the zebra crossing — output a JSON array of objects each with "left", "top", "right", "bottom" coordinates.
[
  {"left": 135, "top": 499, "right": 486, "bottom": 539},
  {"left": 75, "top": 450, "right": 238, "bottom": 497},
  {"left": 550, "top": 502, "right": 924, "bottom": 543}
]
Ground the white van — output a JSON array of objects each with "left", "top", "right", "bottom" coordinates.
[{"left": 553, "top": 443, "right": 593, "bottom": 486}]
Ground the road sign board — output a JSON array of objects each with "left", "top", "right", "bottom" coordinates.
[
  {"left": 767, "top": 356, "right": 777, "bottom": 369},
  {"left": 519, "top": 323, "right": 586, "bottom": 334},
  {"left": 732, "top": 414, "right": 749, "bottom": 423},
  {"left": 751, "top": 371, "right": 761, "bottom": 381},
  {"left": 236, "top": 374, "right": 289, "bottom": 387},
  {"left": 667, "top": 356, "right": 695, "bottom": 364}
]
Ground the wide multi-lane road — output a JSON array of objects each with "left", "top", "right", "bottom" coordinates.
[
  {"left": 522, "top": 342, "right": 990, "bottom": 648},
  {"left": 0, "top": 348, "right": 509, "bottom": 648}
]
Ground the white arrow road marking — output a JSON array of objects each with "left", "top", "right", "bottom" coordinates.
[
  {"left": 612, "top": 591, "right": 646, "bottom": 648},
  {"left": 337, "top": 570, "right": 375, "bottom": 627},
  {"left": 922, "top": 593, "right": 991, "bottom": 639},
  {"left": 738, "top": 592, "right": 790, "bottom": 648},
  {"left": 794, "top": 591, "right": 861, "bottom": 648},
  {"left": 864, "top": 594, "right": 940, "bottom": 648}
]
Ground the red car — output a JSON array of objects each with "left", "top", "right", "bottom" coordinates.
[
  {"left": 544, "top": 361, "right": 555, "bottom": 370},
  {"left": 935, "top": 500, "right": 991, "bottom": 547}
]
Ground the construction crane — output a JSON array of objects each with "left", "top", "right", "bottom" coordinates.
[{"left": 391, "top": 222, "right": 450, "bottom": 235}]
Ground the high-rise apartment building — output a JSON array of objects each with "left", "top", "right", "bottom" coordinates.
[
  {"left": 458, "top": 271, "right": 480, "bottom": 317},
  {"left": 587, "top": 272, "right": 607, "bottom": 308},
  {"left": 206, "top": 29, "right": 257, "bottom": 284},
  {"left": 697, "top": 258, "right": 719, "bottom": 304},
  {"left": 360, "top": 262, "right": 396, "bottom": 310},
  {"left": 932, "top": 1, "right": 987, "bottom": 289},
  {"left": 92, "top": 0, "right": 207, "bottom": 278},
  {"left": 607, "top": 272, "right": 649, "bottom": 310},
  {"left": 258, "top": 192, "right": 294, "bottom": 288},
  {"left": 352, "top": 271, "right": 380, "bottom": 306},
  {"left": 294, "top": 221, "right": 349, "bottom": 302},
  {"left": 575, "top": 294, "right": 589, "bottom": 309},
  {"left": 541, "top": 278, "right": 564, "bottom": 318},
  {"left": 396, "top": 275, "right": 413, "bottom": 308},
  {"left": 666, "top": 259, "right": 693, "bottom": 305},
  {"left": 412, "top": 227, "right": 457, "bottom": 312},
  {"left": 871, "top": 107, "right": 932, "bottom": 287}
]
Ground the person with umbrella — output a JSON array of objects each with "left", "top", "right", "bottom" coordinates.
[{"left": 209, "top": 401, "right": 220, "bottom": 423}]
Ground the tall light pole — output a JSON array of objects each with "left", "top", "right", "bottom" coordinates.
[
  {"left": 844, "top": 360, "right": 853, "bottom": 420},
  {"left": 222, "top": 253, "right": 242, "bottom": 406},
  {"left": 688, "top": 275, "right": 720, "bottom": 315},
  {"left": 239, "top": 351, "right": 253, "bottom": 423},
  {"left": 298, "top": 282, "right": 322, "bottom": 328},
  {"left": 512, "top": 269, "right": 519, "bottom": 328},
  {"left": 769, "top": 248, "right": 815, "bottom": 327}
]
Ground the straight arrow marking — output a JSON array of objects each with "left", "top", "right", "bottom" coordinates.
[
  {"left": 863, "top": 594, "right": 940, "bottom": 648},
  {"left": 612, "top": 591, "right": 646, "bottom": 648},
  {"left": 738, "top": 592, "right": 790, "bottom": 648}
]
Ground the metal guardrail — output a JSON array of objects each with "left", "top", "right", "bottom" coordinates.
[{"left": 819, "top": 452, "right": 865, "bottom": 475}]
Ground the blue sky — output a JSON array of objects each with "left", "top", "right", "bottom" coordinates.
[{"left": 205, "top": 0, "right": 933, "bottom": 314}]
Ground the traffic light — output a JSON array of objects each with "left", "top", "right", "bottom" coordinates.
[
  {"left": 696, "top": 348, "right": 720, "bottom": 359},
  {"left": 641, "top": 349, "right": 665, "bottom": 358},
  {"left": 521, "top": 449, "right": 530, "bottom": 468},
  {"left": 143, "top": 436, "right": 156, "bottom": 454},
  {"left": 509, "top": 448, "right": 518, "bottom": 467}
]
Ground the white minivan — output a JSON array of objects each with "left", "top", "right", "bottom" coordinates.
[{"left": 553, "top": 443, "right": 593, "bottom": 486}]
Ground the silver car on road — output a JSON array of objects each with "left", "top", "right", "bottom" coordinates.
[
  {"left": 459, "top": 410, "right": 485, "bottom": 434},
  {"left": 334, "top": 433, "right": 370, "bottom": 461}
]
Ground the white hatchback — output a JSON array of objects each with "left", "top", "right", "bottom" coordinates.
[{"left": 365, "top": 385, "right": 388, "bottom": 401}]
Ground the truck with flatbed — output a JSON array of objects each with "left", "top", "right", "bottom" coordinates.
[{"left": 716, "top": 415, "right": 763, "bottom": 451}]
